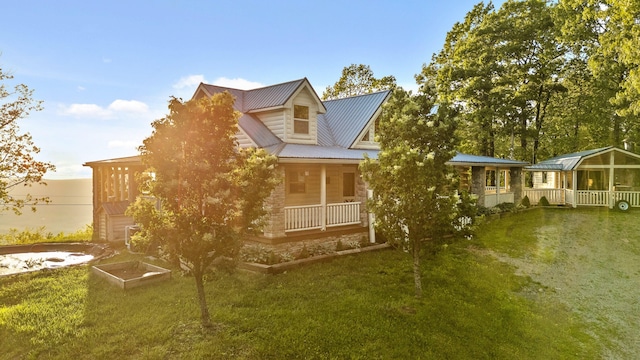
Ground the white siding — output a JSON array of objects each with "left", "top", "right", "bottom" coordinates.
[
  {"left": 285, "top": 87, "right": 318, "bottom": 145},
  {"left": 532, "top": 171, "right": 559, "bottom": 189},
  {"left": 256, "top": 109, "right": 286, "bottom": 140},
  {"left": 236, "top": 130, "right": 255, "bottom": 148}
]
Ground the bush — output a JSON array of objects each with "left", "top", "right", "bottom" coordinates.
[
  {"left": 521, "top": 195, "right": 531, "bottom": 207},
  {"left": 539, "top": 196, "right": 550, "bottom": 206}
]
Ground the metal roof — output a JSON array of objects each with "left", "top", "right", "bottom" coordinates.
[
  {"left": 321, "top": 90, "right": 391, "bottom": 148},
  {"left": 244, "top": 79, "right": 306, "bottom": 111},
  {"left": 267, "top": 143, "right": 378, "bottom": 162},
  {"left": 238, "top": 114, "right": 281, "bottom": 147},
  {"left": 525, "top": 146, "right": 613, "bottom": 171},
  {"left": 447, "top": 153, "right": 529, "bottom": 167},
  {"left": 83, "top": 156, "right": 142, "bottom": 167}
]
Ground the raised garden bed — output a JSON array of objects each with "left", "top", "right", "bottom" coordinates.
[
  {"left": 92, "top": 261, "right": 171, "bottom": 289},
  {"left": 239, "top": 243, "right": 390, "bottom": 274}
]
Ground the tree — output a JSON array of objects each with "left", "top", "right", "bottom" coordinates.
[
  {"left": 558, "top": 0, "right": 640, "bottom": 149},
  {"left": 0, "top": 65, "right": 55, "bottom": 214},
  {"left": 322, "top": 64, "right": 396, "bottom": 100},
  {"left": 127, "top": 92, "right": 279, "bottom": 327},
  {"left": 360, "top": 86, "right": 469, "bottom": 298},
  {"left": 426, "top": 0, "right": 567, "bottom": 163}
]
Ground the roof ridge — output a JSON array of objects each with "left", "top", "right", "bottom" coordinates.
[
  {"left": 244, "top": 78, "right": 306, "bottom": 94},
  {"left": 322, "top": 89, "right": 391, "bottom": 104}
]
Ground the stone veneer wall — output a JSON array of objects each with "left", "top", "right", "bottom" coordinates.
[
  {"left": 510, "top": 167, "right": 523, "bottom": 204},
  {"left": 246, "top": 229, "right": 369, "bottom": 256},
  {"left": 356, "top": 170, "right": 368, "bottom": 226},
  {"left": 263, "top": 166, "right": 286, "bottom": 238},
  {"left": 471, "top": 166, "right": 486, "bottom": 207}
]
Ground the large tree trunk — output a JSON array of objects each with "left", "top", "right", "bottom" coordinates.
[
  {"left": 193, "top": 266, "right": 211, "bottom": 328},
  {"left": 412, "top": 239, "right": 423, "bottom": 298}
]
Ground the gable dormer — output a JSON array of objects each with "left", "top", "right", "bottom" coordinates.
[{"left": 283, "top": 84, "right": 325, "bottom": 144}]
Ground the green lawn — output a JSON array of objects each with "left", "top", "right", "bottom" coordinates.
[{"left": 2, "top": 208, "right": 625, "bottom": 359}]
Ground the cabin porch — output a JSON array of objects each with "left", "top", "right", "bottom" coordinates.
[{"left": 262, "top": 163, "right": 369, "bottom": 238}]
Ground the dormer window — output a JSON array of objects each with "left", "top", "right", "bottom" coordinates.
[{"left": 294, "top": 105, "right": 309, "bottom": 134}]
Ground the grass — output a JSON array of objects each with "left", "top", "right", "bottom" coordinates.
[
  {"left": 0, "top": 225, "right": 93, "bottom": 245},
  {"left": 0, "top": 209, "right": 615, "bottom": 359}
]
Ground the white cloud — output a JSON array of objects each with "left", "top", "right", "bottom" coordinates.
[
  {"left": 172, "top": 75, "right": 264, "bottom": 92},
  {"left": 173, "top": 74, "right": 207, "bottom": 89},
  {"left": 61, "top": 103, "right": 110, "bottom": 118},
  {"left": 77, "top": 86, "right": 86, "bottom": 91},
  {"left": 107, "top": 99, "right": 149, "bottom": 113},
  {"left": 59, "top": 99, "right": 150, "bottom": 119},
  {"left": 212, "top": 77, "right": 263, "bottom": 90},
  {"left": 103, "top": 58, "right": 112, "bottom": 63}
]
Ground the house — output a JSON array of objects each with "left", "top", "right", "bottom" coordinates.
[
  {"left": 83, "top": 156, "right": 145, "bottom": 242},
  {"left": 84, "top": 78, "right": 391, "bottom": 244},
  {"left": 524, "top": 146, "right": 640, "bottom": 210},
  {"left": 447, "top": 153, "right": 528, "bottom": 208}
]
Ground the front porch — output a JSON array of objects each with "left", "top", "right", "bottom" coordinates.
[{"left": 262, "top": 163, "right": 369, "bottom": 238}]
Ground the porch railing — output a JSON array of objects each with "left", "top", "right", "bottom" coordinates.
[
  {"left": 485, "top": 186, "right": 509, "bottom": 193},
  {"left": 284, "top": 202, "right": 361, "bottom": 232},
  {"left": 575, "top": 190, "right": 609, "bottom": 206},
  {"left": 612, "top": 191, "right": 640, "bottom": 207},
  {"left": 524, "top": 189, "right": 565, "bottom": 205}
]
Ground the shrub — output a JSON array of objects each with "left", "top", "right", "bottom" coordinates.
[
  {"left": 539, "top": 196, "right": 550, "bottom": 206},
  {"left": 521, "top": 195, "right": 531, "bottom": 207}
]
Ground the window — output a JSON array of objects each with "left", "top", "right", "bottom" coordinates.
[
  {"left": 288, "top": 170, "right": 306, "bottom": 194},
  {"left": 293, "top": 105, "right": 309, "bottom": 134},
  {"left": 542, "top": 172, "right": 548, "bottom": 183},
  {"left": 343, "top": 172, "right": 355, "bottom": 197}
]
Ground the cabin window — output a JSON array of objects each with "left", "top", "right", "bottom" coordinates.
[
  {"left": 293, "top": 105, "right": 309, "bottom": 134},
  {"left": 362, "top": 129, "right": 370, "bottom": 142},
  {"left": 288, "top": 170, "right": 306, "bottom": 194},
  {"left": 343, "top": 172, "right": 355, "bottom": 197},
  {"left": 541, "top": 172, "right": 548, "bottom": 183}
]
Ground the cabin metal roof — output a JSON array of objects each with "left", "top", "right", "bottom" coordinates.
[
  {"left": 83, "top": 156, "right": 142, "bottom": 167},
  {"left": 321, "top": 90, "right": 391, "bottom": 148},
  {"left": 238, "top": 114, "right": 281, "bottom": 147},
  {"left": 267, "top": 143, "right": 378, "bottom": 163},
  {"left": 525, "top": 146, "right": 612, "bottom": 171},
  {"left": 447, "top": 153, "right": 529, "bottom": 167}
]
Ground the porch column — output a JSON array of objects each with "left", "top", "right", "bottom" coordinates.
[
  {"left": 471, "top": 166, "right": 486, "bottom": 207},
  {"left": 609, "top": 151, "right": 615, "bottom": 208},
  {"left": 321, "top": 164, "right": 327, "bottom": 231},
  {"left": 572, "top": 170, "right": 578, "bottom": 208},
  {"left": 510, "top": 167, "right": 523, "bottom": 205}
]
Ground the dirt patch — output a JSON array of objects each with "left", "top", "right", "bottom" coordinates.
[{"left": 476, "top": 210, "right": 640, "bottom": 359}]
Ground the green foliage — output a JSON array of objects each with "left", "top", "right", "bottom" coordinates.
[
  {"left": 0, "top": 225, "right": 93, "bottom": 245},
  {"left": 322, "top": 64, "right": 396, "bottom": 100},
  {"left": 539, "top": 196, "right": 550, "bottom": 206},
  {"left": 128, "top": 91, "right": 279, "bottom": 326},
  {"left": 361, "top": 87, "right": 472, "bottom": 297},
  {"left": 521, "top": 195, "right": 531, "bottom": 207},
  {"left": 0, "top": 65, "right": 55, "bottom": 215}
]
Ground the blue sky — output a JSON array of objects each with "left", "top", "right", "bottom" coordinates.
[{"left": 1, "top": 0, "right": 500, "bottom": 179}]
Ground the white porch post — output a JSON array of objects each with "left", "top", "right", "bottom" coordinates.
[
  {"left": 496, "top": 167, "right": 501, "bottom": 203},
  {"left": 572, "top": 170, "right": 578, "bottom": 208},
  {"left": 562, "top": 171, "right": 567, "bottom": 204},
  {"left": 609, "top": 151, "right": 615, "bottom": 208},
  {"left": 321, "top": 164, "right": 327, "bottom": 231}
]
